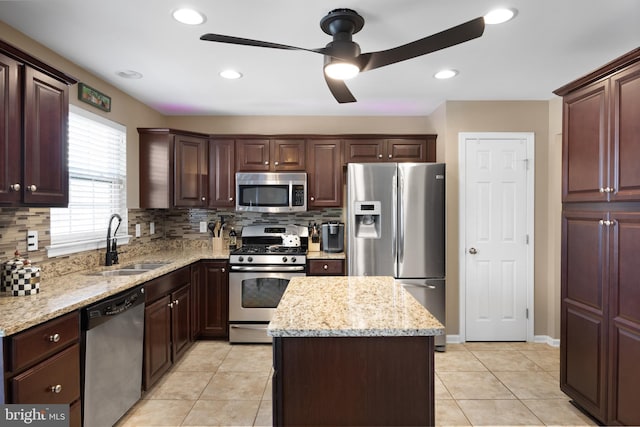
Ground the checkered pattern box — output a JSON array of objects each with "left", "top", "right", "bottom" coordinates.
[
  {"left": 2, "top": 258, "right": 25, "bottom": 292},
  {"left": 10, "top": 266, "right": 40, "bottom": 296}
]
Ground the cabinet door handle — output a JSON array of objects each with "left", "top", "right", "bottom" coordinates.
[
  {"left": 264, "top": 161, "right": 269, "bottom": 165},
  {"left": 599, "top": 187, "right": 614, "bottom": 193},
  {"left": 168, "top": 302, "right": 174, "bottom": 308},
  {"left": 310, "top": 196, "right": 315, "bottom": 201},
  {"left": 50, "top": 384, "right": 62, "bottom": 394},
  {"left": 49, "top": 333, "right": 61, "bottom": 343},
  {"left": 378, "top": 154, "right": 383, "bottom": 159},
  {"left": 274, "top": 161, "right": 279, "bottom": 166},
  {"left": 388, "top": 154, "right": 392, "bottom": 158},
  {"left": 228, "top": 197, "right": 234, "bottom": 201},
  {"left": 201, "top": 197, "right": 206, "bottom": 201},
  {"left": 222, "top": 267, "right": 226, "bottom": 273},
  {"left": 27, "top": 185, "right": 37, "bottom": 192},
  {"left": 599, "top": 219, "right": 617, "bottom": 226},
  {"left": 10, "top": 183, "right": 20, "bottom": 192},
  {"left": 323, "top": 264, "right": 329, "bottom": 270},
  {"left": 174, "top": 299, "right": 179, "bottom": 305}
]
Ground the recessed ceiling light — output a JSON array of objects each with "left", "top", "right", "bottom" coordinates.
[
  {"left": 116, "top": 70, "right": 143, "bottom": 79},
  {"left": 484, "top": 8, "right": 517, "bottom": 25},
  {"left": 434, "top": 69, "right": 458, "bottom": 79},
  {"left": 219, "top": 69, "right": 243, "bottom": 80},
  {"left": 172, "top": 8, "right": 206, "bottom": 25}
]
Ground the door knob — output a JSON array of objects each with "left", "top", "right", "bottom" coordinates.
[{"left": 468, "top": 247, "right": 478, "bottom": 254}]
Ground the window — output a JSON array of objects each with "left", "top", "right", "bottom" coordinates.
[{"left": 48, "top": 105, "right": 128, "bottom": 257}]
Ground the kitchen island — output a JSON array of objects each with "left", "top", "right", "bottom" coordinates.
[{"left": 268, "top": 276, "right": 444, "bottom": 427}]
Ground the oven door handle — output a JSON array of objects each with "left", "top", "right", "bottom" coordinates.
[{"left": 230, "top": 265, "right": 306, "bottom": 272}]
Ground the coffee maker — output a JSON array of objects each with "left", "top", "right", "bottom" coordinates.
[{"left": 321, "top": 222, "right": 344, "bottom": 253}]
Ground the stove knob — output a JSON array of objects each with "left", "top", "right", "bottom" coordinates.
[
  {"left": 282, "top": 257, "right": 288, "bottom": 263},
  {"left": 247, "top": 257, "right": 253, "bottom": 263},
  {"left": 238, "top": 256, "right": 244, "bottom": 262},
  {"left": 291, "top": 257, "right": 297, "bottom": 263}
]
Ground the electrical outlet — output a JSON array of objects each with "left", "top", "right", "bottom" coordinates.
[
  {"left": 150, "top": 222, "right": 155, "bottom": 235},
  {"left": 135, "top": 223, "right": 141, "bottom": 237},
  {"left": 27, "top": 230, "right": 38, "bottom": 251},
  {"left": 199, "top": 221, "right": 207, "bottom": 233}
]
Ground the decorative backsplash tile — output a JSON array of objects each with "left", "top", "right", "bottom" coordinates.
[{"left": 0, "top": 206, "right": 344, "bottom": 280}]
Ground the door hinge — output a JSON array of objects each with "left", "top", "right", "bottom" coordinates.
[
  {"left": 526, "top": 308, "right": 529, "bottom": 319},
  {"left": 525, "top": 234, "right": 529, "bottom": 245},
  {"left": 524, "top": 159, "right": 530, "bottom": 170}
]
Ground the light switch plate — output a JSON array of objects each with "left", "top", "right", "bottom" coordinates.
[
  {"left": 150, "top": 222, "right": 155, "bottom": 235},
  {"left": 135, "top": 223, "right": 141, "bottom": 237},
  {"left": 27, "top": 230, "right": 38, "bottom": 251},
  {"left": 199, "top": 221, "right": 207, "bottom": 233}
]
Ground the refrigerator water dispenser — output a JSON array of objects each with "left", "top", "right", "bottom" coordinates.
[{"left": 353, "top": 201, "right": 382, "bottom": 239}]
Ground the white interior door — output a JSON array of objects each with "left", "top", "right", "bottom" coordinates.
[{"left": 459, "top": 132, "right": 534, "bottom": 341}]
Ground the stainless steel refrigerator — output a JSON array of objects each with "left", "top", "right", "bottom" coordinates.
[{"left": 347, "top": 162, "right": 446, "bottom": 350}]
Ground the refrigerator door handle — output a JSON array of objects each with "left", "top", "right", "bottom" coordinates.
[
  {"left": 398, "top": 169, "right": 404, "bottom": 265},
  {"left": 392, "top": 172, "right": 398, "bottom": 273}
]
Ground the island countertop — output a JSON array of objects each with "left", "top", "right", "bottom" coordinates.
[{"left": 268, "top": 276, "right": 445, "bottom": 338}]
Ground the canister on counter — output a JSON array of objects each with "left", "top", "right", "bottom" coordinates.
[
  {"left": 2, "top": 250, "right": 26, "bottom": 292},
  {"left": 10, "top": 261, "right": 40, "bottom": 296}
]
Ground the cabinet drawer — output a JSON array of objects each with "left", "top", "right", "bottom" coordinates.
[
  {"left": 9, "top": 311, "right": 79, "bottom": 372},
  {"left": 308, "top": 259, "right": 345, "bottom": 275},
  {"left": 145, "top": 267, "right": 191, "bottom": 303},
  {"left": 11, "top": 343, "right": 80, "bottom": 404}
]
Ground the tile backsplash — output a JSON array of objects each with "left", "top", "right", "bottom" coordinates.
[{"left": 0, "top": 206, "right": 344, "bottom": 279}]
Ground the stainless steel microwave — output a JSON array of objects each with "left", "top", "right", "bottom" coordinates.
[{"left": 235, "top": 172, "right": 307, "bottom": 213}]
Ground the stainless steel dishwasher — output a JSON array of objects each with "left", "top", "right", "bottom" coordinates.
[{"left": 82, "top": 285, "right": 145, "bottom": 427}]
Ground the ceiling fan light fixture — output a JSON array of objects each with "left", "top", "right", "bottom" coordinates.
[
  {"left": 484, "top": 8, "right": 516, "bottom": 25},
  {"left": 434, "top": 69, "right": 458, "bottom": 79},
  {"left": 172, "top": 8, "right": 206, "bottom": 25},
  {"left": 219, "top": 69, "right": 243, "bottom": 80},
  {"left": 324, "top": 61, "right": 360, "bottom": 80}
]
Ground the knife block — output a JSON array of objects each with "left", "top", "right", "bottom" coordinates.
[{"left": 212, "top": 237, "right": 224, "bottom": 252}]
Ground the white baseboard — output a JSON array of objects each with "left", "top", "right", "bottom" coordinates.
[
  {"left": 445, "top": 334, "right": 559, "bottom": 347},
  {"left": 534, "top": 335, "right": 560, "bottom": 347}
]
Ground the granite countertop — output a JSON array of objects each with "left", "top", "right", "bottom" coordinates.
[
  {"left": 268, "top": 276, "right": 444, "bottom": 338},
  {"left": 0, "top": 248, "right": 229, "bottom": 337},
  {"left": 306, "top": 251, "right": 346, "bottom": 260}
]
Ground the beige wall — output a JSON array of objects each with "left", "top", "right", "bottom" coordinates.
[
  {"left": 2, "top": 20, "right": 564, "bottom": 340},
  {"left": 166, "top": 115, "right": 436, "bottom": 135},
  {"left": 0, "top": 21, "right": 167, "bottom": 208},
  {"left": 438, "top": 100, "right": 562, "bottom": 340}
]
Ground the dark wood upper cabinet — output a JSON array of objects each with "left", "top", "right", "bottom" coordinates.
[
  {"left": 208, "top": 139, "right": 235, "bottom": 208},
  {"left": 174, "top": 134, "right": 208, "bottom": 207},
  {"left": 306, "top": 139, "right": 342, "bottom": 208},
  {"left": 0, "top": 51, "right": 21, "bottom": 205},
  {"left": 0, "top": 41, "right": 76, "bottom": 207},
  {"left": 558, "top": 51, "right": 640, "bottom": 203},
  {"left": 343, "top": 136, "right": 436, "bottom": 164},
  {"left": 236, "top": 138, "right": 305, "bottom": 171}
]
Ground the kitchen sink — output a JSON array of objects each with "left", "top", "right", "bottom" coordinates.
[
  {"left": 88, "top": 269, "right": 151, "bottom": 277},
  {"left": 120, "top": 262, "right": 170, "bottom": 270},
  {"left": 88, "top": 262, "right": 170, "bottom": 277}
]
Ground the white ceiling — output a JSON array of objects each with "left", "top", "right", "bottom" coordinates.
[{"left": 1, "top": 0, "right": 638, "bottom": 116}]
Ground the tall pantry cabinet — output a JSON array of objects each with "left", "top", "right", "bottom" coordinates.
[{"left": 555, "top": 48, "right": 640, "bottom": 426}]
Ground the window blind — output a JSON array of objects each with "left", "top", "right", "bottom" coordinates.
[{"left": 50, "top": 105, "right": 127, "bottom": 253}]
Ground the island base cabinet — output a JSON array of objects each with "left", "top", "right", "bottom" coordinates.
[{"left": 272, "top": 336, "right": 435, "bottom": 426}]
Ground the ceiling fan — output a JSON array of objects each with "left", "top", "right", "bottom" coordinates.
[{"left": 200, "top": 8, "right": 485, "bottom": 103}]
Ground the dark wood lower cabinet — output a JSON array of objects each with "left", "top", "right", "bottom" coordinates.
[
  {"left": 197, "top": 261, "right": 229, "bottom": 338},
  {"left": 273, "top": 336, "right": 435, "bottom": 426},
  {"left": 561, "top": 208, "right": 640, "bottom": 425},
  {"left": 143, "top": 267, "right": 193, "bottom": 390}
]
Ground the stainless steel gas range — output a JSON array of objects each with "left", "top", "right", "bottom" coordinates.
[{"left": 229, "top": 224, "right": 308, "bottom": 343}]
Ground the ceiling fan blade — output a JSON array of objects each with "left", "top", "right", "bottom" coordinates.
[
  {"left": 324, "top": 73, "right": 357, "bottom": 103},
  {"left": 357, "top": 17, "right": 485, "bottom": 72},
  {"left": 200, "top": 34, "right": 327, "bottom": 55}
]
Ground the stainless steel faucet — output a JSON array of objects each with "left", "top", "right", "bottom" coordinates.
[{"left": 105, "top": 213, "right": 123, "bottom": 266}]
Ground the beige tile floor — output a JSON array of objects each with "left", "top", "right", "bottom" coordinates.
[{"left": 116, "top": 341, "right": 598, "bottom": 426}]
